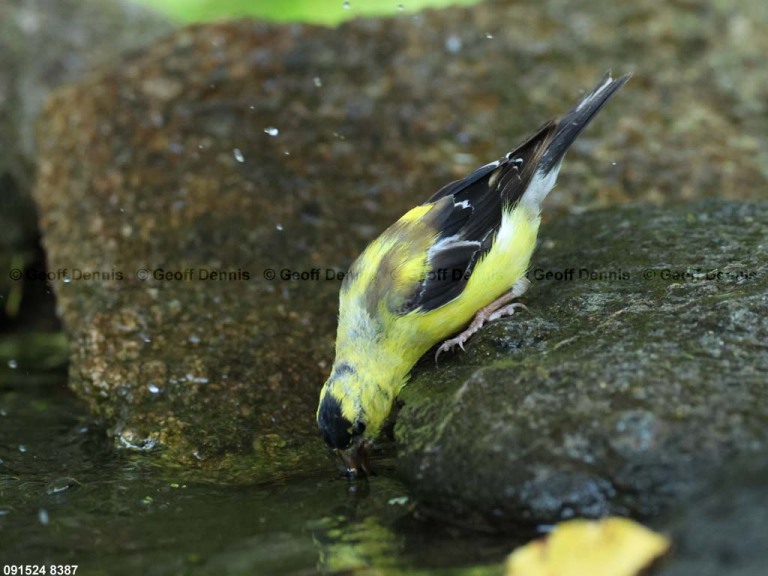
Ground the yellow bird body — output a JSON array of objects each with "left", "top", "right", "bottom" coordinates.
[
  {"left": 317, "top": 72, "right": 630, "bottom": 474},
  {"left": 334, "top": 204, "right": 539, "bottom": 433}
]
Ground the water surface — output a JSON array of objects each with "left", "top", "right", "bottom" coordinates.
[{"left": 1, "top": 368, "right": 520, "bottom": 575}]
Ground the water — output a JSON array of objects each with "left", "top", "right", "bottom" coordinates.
[{"left": 0, "top": 369, "right": 517, "bottom": 575}]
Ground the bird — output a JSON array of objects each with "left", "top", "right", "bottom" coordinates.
[{"left": 317, "top": 72, "right": 631, "bottom": 477}]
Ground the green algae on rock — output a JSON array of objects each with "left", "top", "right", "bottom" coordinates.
[{"left": 396, "top": 200, "right": 768, "bottom": 528}]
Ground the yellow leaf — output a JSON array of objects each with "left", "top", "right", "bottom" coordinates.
[{"left": 505, "top": 517, "right": 670, "bottom": 576}]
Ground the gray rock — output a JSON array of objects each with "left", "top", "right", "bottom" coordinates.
[
  {"left": 1, "top": 0, "right": 172, "bottom": 161},
  {"left": 658, "top": 457, "right": 768, "bottom": 576},
  {"left": 396, "top": 200, "right": 768, "bottom": 528},
  {"left": 0, "top": 0, "right": 171, "bottom": 319}
]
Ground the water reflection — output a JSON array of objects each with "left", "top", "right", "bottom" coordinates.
[{"left": 0, "top": 372, "right": 512, "bottom": 575}]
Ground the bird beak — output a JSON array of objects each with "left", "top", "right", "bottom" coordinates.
[{"left": 339, "top": 437, "right": 373, "bottom": 478}]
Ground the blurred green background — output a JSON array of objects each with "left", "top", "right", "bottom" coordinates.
[{"left": 134, "top": 0, "right": 479, "bottom": 25}]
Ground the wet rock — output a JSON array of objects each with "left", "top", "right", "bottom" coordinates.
[
  {"left": 396, "top": 200, "right": 768, "bottom": 528},
  {"left": 0, "top": 0, "right": 171, "bottom": 323},
  {"left": 32, "top": 0, "right": 768, "bottom": 480},
  {"left": 658, "top": 457, "right": 768, "bottom": 576}
]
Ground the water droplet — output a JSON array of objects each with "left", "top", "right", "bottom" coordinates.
[
  {"left": 397, "top": 4, "right": 405, "bottom": 11},
  {"left": 147, "top": 383, "right": 160, "bottom": 394},
  {"left": 264, "top": 127, "right": 279, "bottom": 137},
  {"left": 233, "top": 148, "right": 245, "bottom": 162},
  {"left": 284, "top": 150, "right": 290, "bottom": 156},
  {"left": 485, "top": 32, "right": 494, "bottom": 39},
  {"left": 342, "top": 1, "right": 351, "bottom": 9},
  {"left": 62, "top": 276, "right": 71, "bottom": 284},
  {"left": 313, "top": 76, "right": 323, "bottom": 87},
  {"left": 445, "top": 35, "right": 462, "bottom": 53},
  {"left": 7, "top": 359, "right": 17, "bottom": 369},
  {"left": 188, "top": 334, "right": 201, "bottom": 344},
  {"left": 38, "top": 509, "right": 49, "bottom": 525},
  {"left": 276, "top": 224, "right": 284, "bottom": 231},
  {"left": 611, "top": 161, "right": 617, "bottom": 166},
  {"left": 18, "top": 445, "right": 27, "bottom": 453}
]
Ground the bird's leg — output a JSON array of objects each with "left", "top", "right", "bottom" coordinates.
[{"left": 435, "top": 277, "right": 530, "bottom": 361}]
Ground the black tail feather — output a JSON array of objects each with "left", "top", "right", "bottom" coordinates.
[{"left": 539, "top": 72, "right": 631, "bottom": 174}]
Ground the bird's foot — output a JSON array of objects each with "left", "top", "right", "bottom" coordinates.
[
  {"left": 434, "top": 330, "right": 472, "bottom": 362},
  {"left": 434, "top": 280, "right": 530, "bottom": 362},
  {"left": 488, "top": 302, "right": 528, "bottom": 322}
]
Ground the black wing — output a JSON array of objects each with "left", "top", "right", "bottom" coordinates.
[
  {"left": 400, "top": 72, "right": 630, "bottom": 315},
  {"left": 403, "top": 122, "right": 556, "bottom": 313}
]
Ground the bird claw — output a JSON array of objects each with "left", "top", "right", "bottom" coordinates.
[
  {"left": 488, "top": 302, "right": 528, "bottom": 322},
  {"left": 434, "top": 280, "right": 532, "bottom": 364},
  {"left": 434, "top": 337, "right": 468, "bottom": 363}
]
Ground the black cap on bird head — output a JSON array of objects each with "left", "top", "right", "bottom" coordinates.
[{"left": 317, "top": 392, "right": 372, "bottom": 478}]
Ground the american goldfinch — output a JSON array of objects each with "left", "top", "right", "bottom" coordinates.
[{"left": 317, "top": 72, "right": 630, "bottom": 476}]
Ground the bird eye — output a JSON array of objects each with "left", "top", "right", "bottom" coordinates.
[{"left": 352, "top": 421, "right": 366, "bottom": 435}]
